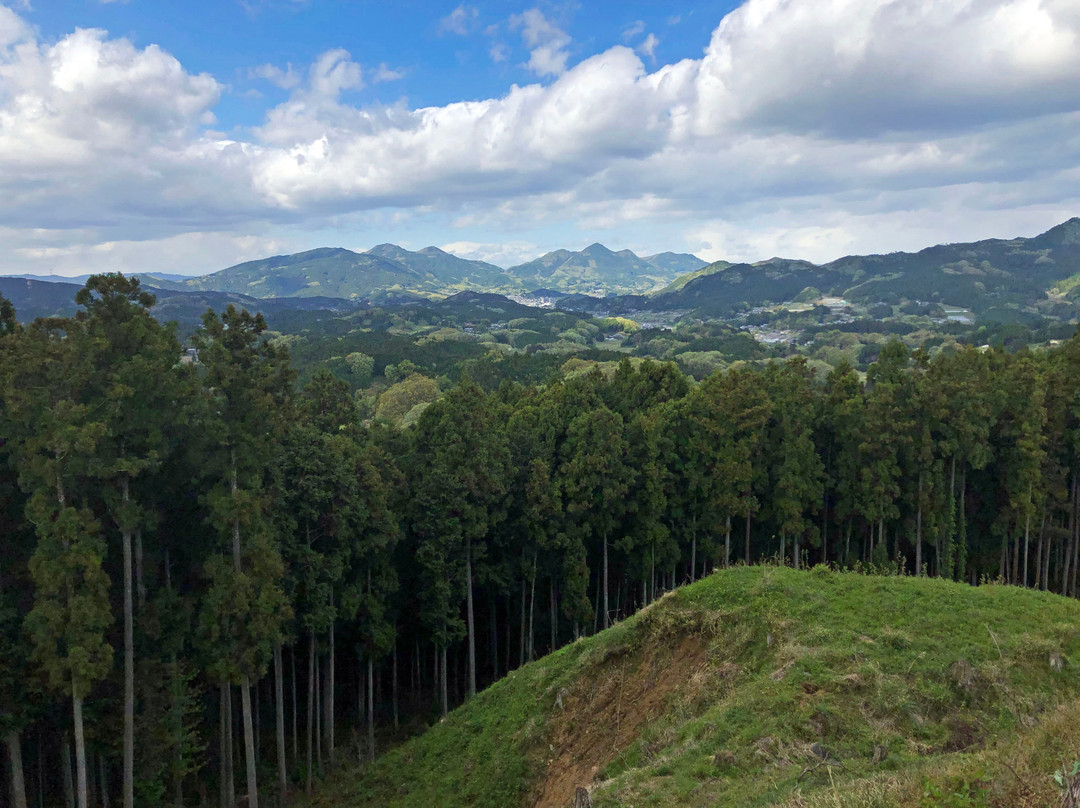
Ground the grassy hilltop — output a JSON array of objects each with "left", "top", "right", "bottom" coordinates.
[{"left": 300, "top": 566, "right": 1080, "bottom": 808}]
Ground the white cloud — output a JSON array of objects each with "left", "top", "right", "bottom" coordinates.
[
  {"left": 1, "top": 0, "right": 1080, "bottom": 273},
  {"left": 509, "top": 8, "right": 572, "bottom": 77},
  {"left": 373, "top": 63, "right": 404, "bottom": 83},
  {"left": 622, "top": 20, "right": 645, "bottom": 40},
  {"left": 3, "top": 229, "right": 301, "bottom": 277},
  {"left": 489, "top": 42, "right": 509, "bottom": 63},
  {"left": 440, "top": 240, "right": 538, "bottom": 267},
  {"left": 439, "top": 4, "right": 477, "bottom": 36},
  {"left": 250, "top": 62, "right": 301, "bottom": 89},
  {"left": 638, "top": 33, "right": 659, "bottom": 61}
]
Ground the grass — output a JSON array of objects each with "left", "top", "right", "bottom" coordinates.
[{"left": 297, "top": 566, "right": 1080, "bottom": 808}]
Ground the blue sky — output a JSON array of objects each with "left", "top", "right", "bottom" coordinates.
[
  {"left": 23, "top": 2, "right": 738, "bottom": 121},
  {"left": 1, "top": 0, "right": 1079, "bottom": 276}
]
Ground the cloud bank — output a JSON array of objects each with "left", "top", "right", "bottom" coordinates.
[{"left": 1, "top": 0, "right": 1078, "bottom": 275}]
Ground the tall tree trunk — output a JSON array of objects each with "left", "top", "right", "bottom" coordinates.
[
  {"left": 1035, "top": 510, "right": 1046, "bottom": 590},
  {"left": 592, "top": 572, "right": 599, "bottom": 636},
  {"left": 290, "top": 646, "right": 298, "bottom": 767},
  {"left": 518, "top": 565, "right": 526, "bottom": 668},
  {"left": 489, "top": 595, "right": 498, "bottom": 683},
  {"left": 305, "top": 635, "right": 314, "bottom": 795},
  {"left": 745, "top": 510, "right": 752, "bottom": 565},
  {"left": 602, "top": 534, "right": 610, "bottom": 630},
  {"left": 1000, "top": 527, "right": 1009, "bottom": 583},
  {"left": 724, "top": 515, "right": 731, "bottom": 569},
  {"left": 218, "top": 686, "right": 228, "bottom": 808},
  {"left": 465, "top": 538, "right": 476, "bottom": 699},
  {"left": 254, "top": 678, "right": 260, "bottom": 766},
  {"left": 314, "top": 655, "right": 321, "bottom": 773},
  {"left": 366, "top": 656, "right": 375, "bottom": 762},
  {"left": 650, "top": 548, "right": 655, "bottom": 604},
  {"left": 504, "top": 595, "right": 511, "bottom": 675},
  {"left": 690, "top": 516, "right": 697, "bottom": 583},
  {"left": 171, "top": 656, "right": 183, "bottom": 808},
  {"left": 392, "top": 636, "right": 399, "bottom": 731},
  {"left": 99, "top": 752, "right": 110, "bottom": 808},
  {"left": 411, "top": 641, "right": 418, "bottom": 712},
  {"left": 72, "top": 690, "right": 88, "bottom": 808},
  {"left": 5, "top": 729, "right": 27, "bottom": 808},
  {"left": 844, "top": 519, "right": 851, "bottom": 565},
  {"left": 62, "top": 732, "right": 74, "bottom": 808},
  {"left": 1044, "top": 513, "right": 1053, "bottom": 592},
  {"left": 274, "top": 644, "right": 287, "bottom": 805},
  {"left": 240, "top": 680, "right": 257, "bottom": 808},
  {"left": 550, "top": 579, "right": 557, "bottom": 653},
  {"left": 135, "top": 530, "right": 146, "bottom": 609},
  {"left": 916, "top": 472, "right": 923, "bottom": 576},
  {"left": 944, "top": 455, "right": 957, "bottom": 579},
  {"left": 1063, "top": 477, "right": 1076, "bottom": 597},
  {"left": 794, "top": 532, "right": 800, "bottom": 571},
  {"left": 1022, "top": 490, "right": 1032, "bottom": 588},
  {"left": 121, "top": 477, "right": 134, "bottom": 808},
  {"left": 230, "top": 453, "right": 258, "bottom": 808},
  {"left": 327, "top": 622, "right": 335, "bottom": 765},
  {"left": 1071, "top": 476, "right": 1080, "bottom": 598},
  {"left": 439, "top": 646, "right": 448, "bottom": 719},
  {"left": 527, "top": 556, "right": 537, "bottom": 661},
  {"left": 780, "top": 532, "right": 786, "bottom": 565},
  {"left": 958, "top": 469, "right": 968, "bottom": 582}
]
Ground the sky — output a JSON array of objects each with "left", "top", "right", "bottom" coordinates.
[{"left": 1, "top": 0, "right": 1079, "bottom": 277}]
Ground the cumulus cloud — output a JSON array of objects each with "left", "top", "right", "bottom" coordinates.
[
  {"left": 509, "top": 8, "right": 572, "bottom": 77},
  {"left": 2, "top": 0, "right": 1080, "bottom": 274}
]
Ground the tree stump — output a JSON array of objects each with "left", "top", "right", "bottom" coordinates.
[{"left": 573, "top": 786, "right": 593, "bottom": 808}]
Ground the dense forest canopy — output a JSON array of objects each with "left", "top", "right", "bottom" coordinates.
[{"left": 1, "top": 275, "right": 1079, "bottom": 807}]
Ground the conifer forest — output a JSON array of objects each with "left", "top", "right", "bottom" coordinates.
[{"left": 3, "top": 275, "right": 1080, "bottom": 808}]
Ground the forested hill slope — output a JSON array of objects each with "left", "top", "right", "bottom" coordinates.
[
  {"left": 504, "top": 243, "right": 703, "bottom": 295},
  {"left": 653, "top": 217, "right": 1080, "bottom": 315},
  {"left": 301, "top": 567, "right": 1080, "bottom": 808}
]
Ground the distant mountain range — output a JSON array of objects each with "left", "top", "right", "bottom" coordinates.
[
  {"left": 4, "top": 221, "right": 1080, "bottom": 327},
  {"left": 641, "top": 218, "right": 1080, "bottom": 316},
  {"left": 0, "top": 276, "right": 363, "bottom": 336},
  {"left": 114, "top": 243, "right": 705, "bottom": 301}
]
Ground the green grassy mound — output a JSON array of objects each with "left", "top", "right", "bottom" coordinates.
[{"left": 300, "top": 567, "right": 1080, "bottom": 808}]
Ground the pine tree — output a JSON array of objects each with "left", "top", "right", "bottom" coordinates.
[
  {"left": 195, "top": 306, "right": 293, "bottom": 808},
  {"left": 11, "top": 319, "right": 112, "bottom": 808},
  {"left": 560, "top": 406, "right": 633, "bottom": 630},
  {"left": 74, "top": 273, "right": 182, "bottom": 808}
]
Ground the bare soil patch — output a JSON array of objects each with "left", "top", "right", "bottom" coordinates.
[{"left": 530, "top": 634, "right": 709, "bottom": 808}]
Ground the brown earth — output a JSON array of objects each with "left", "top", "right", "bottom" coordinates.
[{"left": 530, "top": 634, "right": 710, "bottom": 808}]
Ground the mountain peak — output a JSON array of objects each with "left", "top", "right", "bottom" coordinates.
[{"left": 1037, "top": 217, "right": 1080, "bottom": 246}]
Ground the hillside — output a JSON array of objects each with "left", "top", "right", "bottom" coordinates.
[
  {"left": 365, "top": 244, "right": 517, "bottom": 291},
  {"left": 0, "top": 276, "right": 365, "bottom": 336},
  {"left": 505, "top": 244, "right": 693, "bottom": 295},
  {"left": 301, "top": 567, "right": 1080, "bottom": 808},
  {"left": 172, "top": 247, "right": 441, "bottom": 301},
  {"left": 655, "top": 218, "right": 1080, "bottom": 315}
]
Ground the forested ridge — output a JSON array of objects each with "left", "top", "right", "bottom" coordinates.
[{"left": 1, "top": 275, "right": 1079, "bottom": 808}]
